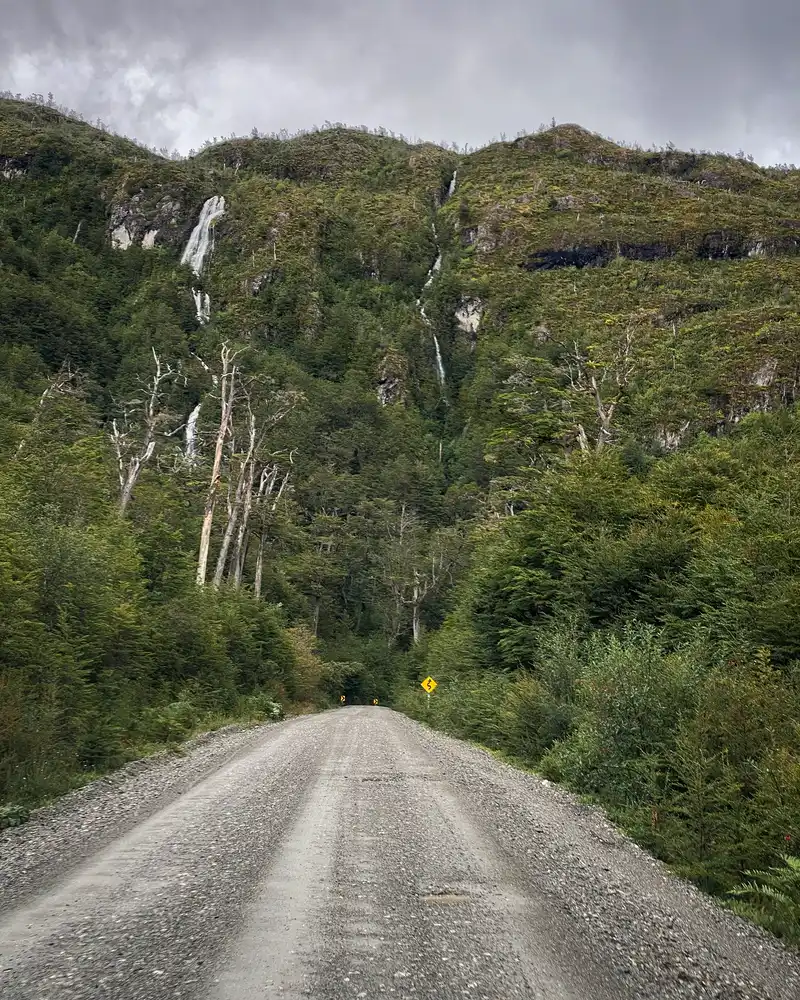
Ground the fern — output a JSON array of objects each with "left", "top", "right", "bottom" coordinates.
[{"left": 729, "top": 855, "right": 800, "bottom": 943}]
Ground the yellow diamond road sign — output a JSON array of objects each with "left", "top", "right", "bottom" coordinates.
[{"left": 421, "top": 676, "right": 438, "bottom": 694}]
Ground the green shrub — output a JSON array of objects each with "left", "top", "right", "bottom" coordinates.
[
  {"left": 504, "top": 674, "right": 575, "bottom": 761},
  {"left": 137, "top": 699, "right": 202, "bottom": 745},
  {"left": 538, "top": 626, "right": 701, "bottom": 806},
  {"left": 0, "top": 803, "right": 30, "bottom": 829},
  {"left": 239, "top": 693, "right": 284, "bottom": 721},
  {"left": 729, "top": 855, "right": 800, "bottom": 943}
]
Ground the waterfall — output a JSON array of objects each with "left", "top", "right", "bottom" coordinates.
[
  {"left": 181, "top": 196, "right": 226, "bottom": 276},
  {"left": 416, "top": 213, "right": 448, "bottom": 391},
  {"left": 184, "top": 403, "right": 203, "bottom": 462},
  {"left": 433, "top": 334, "right": 447, "bottom": 386},
  {"left": 192, "top": 289, "right": 211, "bottom": 325},
  {"left": 423, "top": 253, "right": 442, "bottom": 291},
  {"left": 417, "top": 253, "right": 446, "bottom": 387},
  {"left": 182, "top": 196, "right": 225, "bottom": 323},
  {"left": 446, "top": 169, "right": 458, "bottom": 201},
  {"left": 185, "top": 403, "right": 202, "bottom": 462}
]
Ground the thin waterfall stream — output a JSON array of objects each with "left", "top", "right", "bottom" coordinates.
[{"left": 416, "top": 169, "right": 458, "bottom": 390}]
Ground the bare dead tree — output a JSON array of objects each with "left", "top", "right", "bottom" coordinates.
[
  {"left": 213, "top": 386, "right": 303, "bottom": 590},
  {"left": 230, "top": 453, "right": 289, "bottom": 591},
  {"left": 566, "top": 326, "right": 635, "bottom": 452},
  {"left": 14, "top": 361, "right": 83, "bottom": 459},
  {"left": 195, "top": 349, "right": 303, "bottom": 590},
  {"left": 197, "top": 343, "right": 242, "bottom": 587},
  {"left": 406, "top": 528, "right": 463, "bottom": 645},
  {"left": 253, "top": 464, "right": 292, "bottom": 600},
  {"left": 212, "top": 404, "right": 258, "bottom": 589},
  {"left": 380, "top": 506, "right": 463, "bottom": 645},
  {"left": 109, "top": 349, "right": 182, "bottom": 514}
]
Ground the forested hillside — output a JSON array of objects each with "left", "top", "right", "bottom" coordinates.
[{"left": 2, "top": 96, "right": 800, "bottom": 936}]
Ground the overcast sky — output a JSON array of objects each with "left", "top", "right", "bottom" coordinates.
[{"left": 2, "top": 1, "right": 800, "bottom": 164}]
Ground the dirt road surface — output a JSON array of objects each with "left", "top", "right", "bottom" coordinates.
[{"left": 1, "top": 707, "right": 798, "bottom": 999}]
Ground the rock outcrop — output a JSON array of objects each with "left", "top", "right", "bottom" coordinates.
[
  {"left": 0, "top": 155, "right": 29, "bottom": 179},
  {"left": 108, "top": 189, "right": 184, "bottom": 250},
  {"left": 377, "top": 350, "right": 408, "bottom": 406},
  {"left": 455, "top": 299, "right": 483, "bottom": 351}
]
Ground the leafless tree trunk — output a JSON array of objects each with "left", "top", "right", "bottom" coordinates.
[
  {"left": 220, "top": 388, "right": 299, "bottom": 590},
  {"left": 111, "top": 349, "right": 180, "bottom": 514},
  {"left": 113, "top": 425, "right": 156, "bottom": 514},
  {"left": 412, "top": 576, "right": 422, "bottom": 645},
  {"left": 381, "top": 505, "right": 462, "bottom": 646},
  {"left": 213, "top": 409, "right": 259, "bottom": 589},
  {"left": 197, "top": 349, "right": 301, "bottom": 589},
  {"left": 312, "top": 598, "right": 321, "bottom": 636},
  {"left": 253, "top": 540, "right": 266, "bottom": 600},
  {"left": 253, "top": 467, "right": 290, "bottom": 599},
  {"left": 231, "top": 525, "right": 251, "bottom": 588},
  {"left": 566, "top": 328, "right": 635, "bottom": 452},
  {"left": 14, "top": 362, "right": 82, "bottom": 460},
  {"left": 197, "top": 344, "right": 240, "bottom": 587}
]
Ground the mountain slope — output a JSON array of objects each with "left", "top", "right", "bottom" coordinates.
[{"left": 2, "top": 97, "right": 800, "bottom": 939}]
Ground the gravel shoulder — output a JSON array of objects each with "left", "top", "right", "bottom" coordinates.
[
  {"left": 0, "top": 718, "right": 297, "bottom": 910},
  {"left": 1, "top": 708, "right": 798, "bottom": 1000}
]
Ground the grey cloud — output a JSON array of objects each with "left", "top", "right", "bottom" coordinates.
[{"left": 2, "top": 0, "right": 800, "bottom": 162}]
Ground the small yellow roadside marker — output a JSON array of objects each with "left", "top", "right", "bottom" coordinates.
[
  {"left": 421, "top": 676, "right": 438, "bottom": 694},
  {"left": 372, "top": 698, "right": 379, "bottom": 705},
  {"left": 340, "top": 695, "right": 346, "bottom": 703}
]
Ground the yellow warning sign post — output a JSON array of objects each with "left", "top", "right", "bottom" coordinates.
[
  {"left": 340, "top": 695, "right": 346, "bottom": 704},
  {"left": 421, "top": 676, "right": 437, "bottom": 712}
]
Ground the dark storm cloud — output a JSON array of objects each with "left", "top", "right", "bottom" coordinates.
[{"left": 2, "top": 0, "right": 800, "bottom": 162}]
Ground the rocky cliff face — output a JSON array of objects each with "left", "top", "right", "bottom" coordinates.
[
  {"left": 109, "top": 189, "right": 185, "bottom": 249},
  {"left": 5, "top": 97, "right": 800, "bottom": 460}
]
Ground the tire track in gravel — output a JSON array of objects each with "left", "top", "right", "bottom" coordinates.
[
  {"left": 0, "top": 718, "right": 307, "bottom": 912},
  {"left": 1, "top": 708, "right": 799, "bottom": 1000},
  {"left": 0, "top": 714, "right": 338, "bottom": 999},
  {"left": 307, "top": 709, "right": 628, "bottom": 1000}
]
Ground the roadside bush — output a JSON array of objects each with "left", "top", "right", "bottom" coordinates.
[
  {"left": 408, "top": 617, "right": 800, "bottom": 940},
  {"left": 729, "top": 855, "right": 800, "bottom": 944},
  {"left": 396, "top": 670, "right": 515, "bottom": 749},
  {"left": 0, "top": 804, "right": 30, "bottom": 829},
  {"left": 137, "top": 698, "right": 202, "bottom": 745},
  {"left": 538, "top": 626, "right": 701, "bottom": 806},
  {"left": 503, "top": 674, "right": 574, "bottom": 761},
  {"left": 285, "top": 626, "right": 326, "bottom": 703},
  {"left": 239, "top": 692, "right": 284, "bottom": 721}
]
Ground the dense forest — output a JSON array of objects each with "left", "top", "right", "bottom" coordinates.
[{"left": 2, "top": 96, "right": 800, "bottom": 937}]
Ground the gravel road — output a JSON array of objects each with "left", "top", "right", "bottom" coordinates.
[{"left": 1, "top": 707, "right": 798, "bottom": 999}]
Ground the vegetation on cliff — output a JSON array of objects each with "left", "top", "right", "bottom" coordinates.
[{"left": 2, "top": 94, "right": 800, "bottom": 937}]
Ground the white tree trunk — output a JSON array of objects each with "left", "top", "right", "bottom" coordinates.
[
  {"left": 252, "top": 470, "right": 290, "bottom": 599},
  {"left": 312, "top": 598, "right": 320, "bottom": 637},
  {"left": 118, "top": 439, "right": 156, "bottom": 513},
  {"left": 254, "top": 533, "right": 266, "bottom": 599},
  {"left": 412, "top": 581, "right": 422, "bottom": 645},
  {"left": 212, "top": 503, "right": 241, "bottom": 588},
  {"left": 197, "top": 346, "right": 238, "bottom": 587},
  {"left": 232, "top": 527, "right": 252, "bottom": 588},
  {"left": 231, "top": 461, "right": 257, "bottom": 589},
  {"left": 212, "top": 408, "right": 258, "bottom": 589},
  {"left": 112, "top": 350, "right": 177, "bottom": 515}
]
